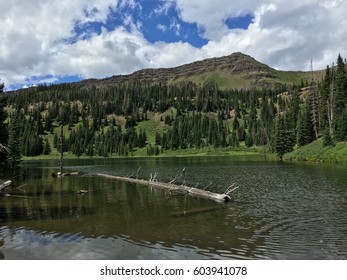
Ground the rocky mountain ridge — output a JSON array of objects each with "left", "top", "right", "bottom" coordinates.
[{"left": 77, "top": 52, "right": 281, "bottom": 88}]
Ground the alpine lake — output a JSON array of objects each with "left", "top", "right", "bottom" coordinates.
[{"left": 1, "top": 156, "right": 346, "bottom": 260}]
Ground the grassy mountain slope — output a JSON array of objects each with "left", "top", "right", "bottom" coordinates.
[
  {"left": 75, "top": 52, "right": 324, "bottom": 90},
  {"left": 285, "top": 139, "right": 347, "bottom": 163}
]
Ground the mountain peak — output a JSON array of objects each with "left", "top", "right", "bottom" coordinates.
[
  {"left": 89, "top": 52, "right": 278, "bottom": 89},
  {"left": 12, "top": 52, "right": 318, "bottom": 93}
]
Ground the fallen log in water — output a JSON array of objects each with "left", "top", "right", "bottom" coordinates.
[
  {"left": 0, "top": 180, "right": 12, "bottom": 192},
  {"left": 96, "top": 173, "right": 232, "bottom": 203},
  {"left": 52, "top": 172, "right": 79, "bottom": 178}
]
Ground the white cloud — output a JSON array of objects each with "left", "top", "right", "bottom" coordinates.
[
  {"left": 157, "top": 24, "right": 168, "bottom": 32},
  {"left": 0, "top": 0, "right": 117, "bottom": 87},
  {"left": 174, "top": 0, "right": 347, "bottom": 70},
  {"left": 1, "top": 0, "right": 347, "bottom": 89},
  {"left": 170, "top": 18, "right": 181, "bottom": 36},
  {"left": 154, "top": 0, "right": 176, "bottom": 15}
]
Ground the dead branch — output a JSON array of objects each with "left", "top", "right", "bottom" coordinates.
[
  {"left": 149, "top": 171, "right": 158, "bottom": 182},
  {"left": 225, "top": 183, "right": 239, "bottom": 195},
  {"left": 169, "top": 177, "right": 177, "bottom": 184},
  {"left": 0, "top": 180, "right": 12, "bottom": 192},
  {"left": 136, "top": 166, "right": 141, "bottom": 179},
  {"left": 203, "top": 182, "right": 212, "bottom": 190}
]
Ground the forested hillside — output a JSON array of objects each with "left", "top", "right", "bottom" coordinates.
[{"left": 0, "top": 54, "right": 346, "bottom": 168}]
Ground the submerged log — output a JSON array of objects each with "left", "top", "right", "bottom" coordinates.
[
  {"left": 52, "top": 172, "right": 79, "bottom": 178},
  {"left": 76, "top": 189, "right": 90, "bottom": 195},
  {"left": 170, "top": 206, "right": 223, "bottom": 218},
  {"left": 96, "top": 174, "right": 232, "bottom": 203},
  {"left": 0, "top": 193, "right": 11, "bottom": 197}
]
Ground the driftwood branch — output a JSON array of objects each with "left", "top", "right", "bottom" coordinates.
[
  {"left": 0, "top": 144, "right": 9, "bottom": 153},
  {"left": 224, "top": 183, "right": 239, "bottom": 195},
  {"left": 136, "top": 166, "right": 141, "bottom": 179},
  {"left": 0, "top": 180, "right": 12, "bottom": 192},
  {"left": 149, "top": 171, "right": 158, "bottom": 182},
  {"left": 14, "top": 184, "right": 27, "bottom": 191},
  {"left": 169, "top": 167, "right": 186, "bottom": 184},
  {"left": 169, "top": 177, "right": 178, "bottom": 184},
  {"left": 203, "top": 182, "right": 212, "bottom": 190},
  {"left": 129, "top": 166, "right": 142, "bottom": 178}
]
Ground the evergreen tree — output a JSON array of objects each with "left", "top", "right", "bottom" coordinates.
[
  {"left": 43, "top": 138, "right": 51, "bottom": 155},
  {"left": 7, "top": 113, "right": 22, "bottom": 168},
  {"left": 297, "top": 103, "right": 315, "bottom": 146},
  {"left": 322, "top": 127, "right": 335, "bottom": 147},
  {"left": 274, "top": 114, "right": 293, "bottom": 160},
  {"left": 335, "top": 108, "right": 347, "bottom": 141},
  {"left": 334, "top": 55, "right": 347, "bottom": 140},
  {"left": 334, "top": 54, "right": 347, "bottom": 118}
]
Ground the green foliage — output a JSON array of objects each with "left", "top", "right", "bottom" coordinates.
[
  {"left": 0, "top": 85, "right": 9, "bottom": 170},
  {"left": 322, "top": 128, "right": 335, "bottom": 147},
  {"left": 297, "top": 103, "right": 315, "bottom": 146},
  {"left": 334, "top": 108, "right": 347, "bottom": 141},
  {"left": 285, "top": 138, "right": 347, "bottom": 163},
  {"left": 274, "top": 113, "right": 295, "bottom": 160},
  {"left": 7, "top": 113, "right": 22, "bottom": 168}
]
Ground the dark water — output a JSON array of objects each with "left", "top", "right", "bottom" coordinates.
[{"left": 0, "top": 157, "right": 346, "bottom": 260}]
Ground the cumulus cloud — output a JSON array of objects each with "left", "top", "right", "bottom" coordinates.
[
  {"left": 157, "top": 24, "right": 168, "bottom": 32},
  {"left": 175, "top": 0, "right": 347, "bottom": 70},
  {"left": 0, "top": 0, "right": 117, "bottom": 87},
  {"left": 1, "top": 0, "right": 346, "bottom": 89}
]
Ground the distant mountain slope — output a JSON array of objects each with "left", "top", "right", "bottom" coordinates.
[
  {"left": 76, "top": 52, "right": 324, "bottom": 90},
  {"left": 7, "top": 52, "right": 325, "bottom": 94}
]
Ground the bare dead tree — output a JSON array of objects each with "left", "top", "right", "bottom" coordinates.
[{"left": 310, "top": 59, "right": 319, "bottom": 139}]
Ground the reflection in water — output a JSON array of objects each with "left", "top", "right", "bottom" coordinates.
[{"left": 1, "top": 157, "right": 347, "bottom": 259}]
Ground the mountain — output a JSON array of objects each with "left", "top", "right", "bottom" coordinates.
[{"left": 76, "top": 52, "right": 323, "bottom": 90}]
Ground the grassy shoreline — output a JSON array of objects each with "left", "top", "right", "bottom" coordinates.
[
  {"left": 22, "top": 146, "right": 266, "bottom": 161},
  {"left": 284, "top": 139, "right": 347, "bottom": 163},
  {"left": 21, "top": 140, "right": 347, "bottom": 164}
]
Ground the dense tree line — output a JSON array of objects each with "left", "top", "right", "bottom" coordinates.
[
  {"left": 1, "top": 54, "right": 346, "bottom": 161},
  {"left": 0, "top": 83, "right": 9, "bottom": 170}
]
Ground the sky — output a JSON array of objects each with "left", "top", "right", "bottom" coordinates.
[{"left": 0, "top": 0, "right": 346, "bottom": 91}]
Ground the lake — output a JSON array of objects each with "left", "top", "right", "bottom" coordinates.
[{"left": 0, "top": 156, "right": 346, "bottom": 259}]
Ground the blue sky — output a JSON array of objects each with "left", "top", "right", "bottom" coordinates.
[{"left": 1, "top": 0, "right": 346, "bottom": 91}]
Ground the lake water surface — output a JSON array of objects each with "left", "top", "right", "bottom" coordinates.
[{"left": 1, "top": 157, "right": 346, "bottom": 259}]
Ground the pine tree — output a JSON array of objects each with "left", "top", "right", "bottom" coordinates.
[
  {"left": 7, "top": 114, "right": 22, "bottom": 168},
  {"left": 322, "top": 127, "right": 335, "bottom": 147},
  {"left": 334, "top": 54, "right": 347, "bottom": 118},
  {"left": 335, "top": 108, "right": 347, "bottom": 141},
  {"left": 245, "top": 132, "right": 254, "bottom": 147},
  {"left": 334, "top": 54, "right": 347, "bottom": 140},
  {"left": 43, "top": 138, "right": 51, "bottom": 155},
  {"left": 274, "top": 113, "right": 293, "bottom": 160},
  {"left": 297, "top": 103, "right": 315, "bottom": 146}
]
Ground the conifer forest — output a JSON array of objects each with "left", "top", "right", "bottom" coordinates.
[{"left": 0, "top": 55, "right": 347, "bottom": 170}]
